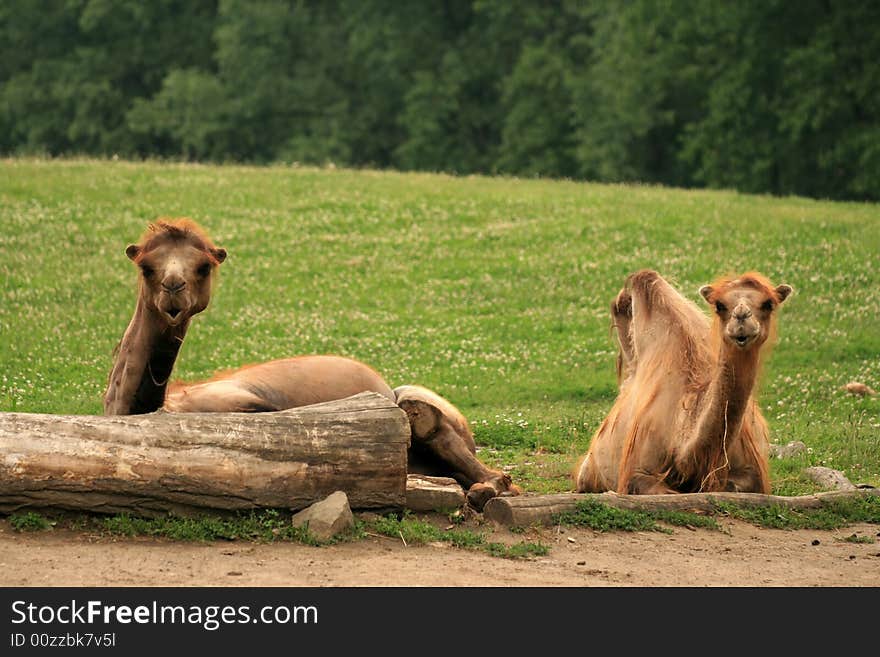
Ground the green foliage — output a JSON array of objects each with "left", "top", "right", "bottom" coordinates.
[
  {"left": 553, "top": 500, "right": 671, "bottom": 533},
  {"left": 369, "top": 512, "right": 548, "bottom": 559},
  {"left": 1, "top": 1, "right": 878, "bottom": 199},
  {"left": 100, "top": 510, "right": 322, "bottom": 544},
  {"left": 553, "top": 500, "right": 719, "bottom": 533},
  {"left": 556, "top": 496, "right": 878, "bottom": 533},
  {"left": 9, "top": 511, "right": 53, "bottom": 532},
  {"left": 715, "top": 495, "right": 880, "bottom": 530},
  {"left": 840, "top": 533, "right": 875, "bottom": 545}
]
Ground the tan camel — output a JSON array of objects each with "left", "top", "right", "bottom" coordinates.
[
  {"left": 105, "top": 219, "right": 518, "bottom": 509},
  {"left": 575, "top": 269, "right": 792, "bottom": 494}
]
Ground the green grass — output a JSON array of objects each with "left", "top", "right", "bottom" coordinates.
[
  {"left": 9, "top": 511, "right": 53, "bottom": 532},
  {"left": 555, "top": 496, "right": 879, "bottom": 532},
  {"left": 99, "top": 509, "right": 323, "bottom": 544},
  {"left": 1, "top": 157, "right": 879, "bottom": 495},
  {"left": 8, "top": 509, "right": 327, "bottom": 544},
  {"left": 840, "top": 533, "right": 875, "bottom": 544},
  {"left": 5, "top": 508, "right": 549, "bottom": 559},
  {"left": 368, "top": 512, "right": 549, "bottom": 559},
  {"left": 552, "top": 499, "right": 720, "bottom": 533},
  {"left": 714, "top": 494, "right": 880, "bottom": 530}
]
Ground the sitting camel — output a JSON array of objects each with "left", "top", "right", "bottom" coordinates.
[
  {"left": 575, "top": 269, "right": 792, "bottom": 494},
  {"left": 103, "top": 218, "right": 518, "bottom": 509}
]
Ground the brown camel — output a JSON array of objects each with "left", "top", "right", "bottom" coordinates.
[
  {"left": 105, "top": 219, "right": 518, "bottom": 509},
  {"left": 575, "top": 269, "right": 792, "bottom": 495},
  {"left": 103, "top": 218, "right": 227, "bottom": 415}
]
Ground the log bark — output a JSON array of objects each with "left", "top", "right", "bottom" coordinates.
[
  {"left": 483, "top": 489, "right": 880, "bottom": 527},
  {"left": 0, "top": 392, "right": 409, "bottom": 516}
]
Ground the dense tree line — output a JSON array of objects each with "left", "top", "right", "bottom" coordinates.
[{"left": 1, "top": 0, "right": 877, "bottom": 201}]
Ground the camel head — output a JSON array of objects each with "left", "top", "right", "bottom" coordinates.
[
  {"left": 699, "top": 272, "right": 792, "bottom": 351},
  {"left": 125, "top": 218, "right": 227, "bottom": 328}
]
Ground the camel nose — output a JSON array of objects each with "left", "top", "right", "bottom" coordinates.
[
  {"left": 733, "top": 304, "right": 752, "bottom": 322},
  {"left": 162, "top": 279, "right": 186, "bottom": 294}
]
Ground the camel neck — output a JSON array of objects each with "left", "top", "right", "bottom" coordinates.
[
  {"left": 714, "top": 345, "right": 760, "bottom": 417},
  {"left": 103, "top": 301, "right": 188, "bottom": 415},
  {"left": 674, "top": 341, "right": 761, "bottom": 486}
]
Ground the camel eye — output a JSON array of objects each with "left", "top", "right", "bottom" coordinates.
[
  {"left": 141, "top": 264, "right": 155, "bottom": 279},
  {"left": 715, "top": 302, "right": 727, "bottom": 314},
  {"left": 761, "top": 299, "right": 774, "bottom": 312},
  {"left": 196, "top": 262, "right": 212, "bottom": 278}
]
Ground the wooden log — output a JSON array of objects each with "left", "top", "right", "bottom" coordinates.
[
  {"left": 405, "top": 474, "right": 465, "bottom": 512},
  {"left": 0, "top": 392, "right": 409, "bottom": 516},
  {"left": 483, "top": 489, "right": 880, "bottom": 527}
]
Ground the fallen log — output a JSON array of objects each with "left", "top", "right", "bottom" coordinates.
[
  {"left": 0, "top": 392, "right": 409, "bottom": 516},
  {"left": 483, "top": 489, "right": 880, "bottom": 527}
]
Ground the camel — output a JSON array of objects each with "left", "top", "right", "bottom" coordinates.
[
  {"left": 103, "top": 218, "right": 227, "bottom": 415},
  {"left": 104, "top": 218, "right": 518, "bottom": 509},
  {"left": 575, "top": 269, "right": 792, "bottom": 495}
]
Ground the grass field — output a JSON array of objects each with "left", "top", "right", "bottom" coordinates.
[{"left": 1, "top": 158, "right": 878, "bottom": 496}]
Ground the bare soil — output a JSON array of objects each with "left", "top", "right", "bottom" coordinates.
[{"left": 1, "top": 515, "right": 878, "bottom": 587}]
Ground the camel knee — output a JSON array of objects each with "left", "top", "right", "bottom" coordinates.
[
  {"left": 621, "top": 472, "right": 677, "bottom": 495},
  {"left": 574, "top": 453, "right": 608, "bottom": 493}
]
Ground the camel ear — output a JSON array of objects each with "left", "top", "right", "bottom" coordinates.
[
  {"left": 212, "top": 247, "right": 227, "bottom": 264},
  {"left": 699, "top": 285, "right": 714, "bottom": 303},
  {"left": 775, "top": 284, "right": 793, "bottom": 304},
  {"left": 125, "top": 244, "right": 140, "bottom": 261}
]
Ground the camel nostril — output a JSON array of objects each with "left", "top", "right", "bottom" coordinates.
[{"left": 162, "top": 281, "right": 186, "bottom": 294}]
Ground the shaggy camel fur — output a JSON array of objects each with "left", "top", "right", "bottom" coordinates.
[
  {"left": 575, "top": 269, "right": 792, "bottom": 495},
  {"left": 105, "top": 219, "right": 517, "bottom": 509}
]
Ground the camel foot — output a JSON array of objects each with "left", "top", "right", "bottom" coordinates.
[
  {"left": 466, "top": 476, "right": 520, "bottom": 511},
  {"left": 466, "top": 484, "right": 498, "bottom": 511}
]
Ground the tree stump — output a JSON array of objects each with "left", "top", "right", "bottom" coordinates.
[{"left": 0, "top": 392, "right": 409, "bottom": 516}]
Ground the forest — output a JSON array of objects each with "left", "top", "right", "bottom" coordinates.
[{"left": 2, "top": 0, "right": 877, "bottom": 201}]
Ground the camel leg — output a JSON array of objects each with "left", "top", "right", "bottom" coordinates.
[
  {"left": 397, "top": 397, "right": 519, "bottom": 510},
  {"left": 575, "top": 452, "right": 611, "bottom": 493},
  {"left": 611, "top": 288, "right": 635, "bottom": 383},
  {"left": 621, "top": 471, "right": 677, "bottom": 495}
]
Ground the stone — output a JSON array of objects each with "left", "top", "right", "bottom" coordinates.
[
  {"left": 803, "top": 466, "right": 857, "bottom": 492},
  {"left": 291, "top": 491, "right": 355, "bottom": 541},
  {"left": 769, "top": 440, "right": 807, "bottom": 459}
]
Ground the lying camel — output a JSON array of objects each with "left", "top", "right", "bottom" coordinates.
[
  {"left": 575, "top": 269, "right": 792, "bottom": 494},
  {"left": 104, "top": 218, "right": 518, "bottom": 509}
]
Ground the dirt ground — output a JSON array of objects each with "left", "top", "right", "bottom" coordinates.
[{"left": 1, "top": 514, "right": 878, "bottom": 587}]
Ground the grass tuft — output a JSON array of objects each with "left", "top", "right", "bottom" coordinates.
[
  {"left": 9, "top": 511, "right": 53, "bottom": 532},
  {"left": 715, "top": 495, "right": 880, "bottom": 530},
  {"left": 368, "top": 512, "right": 548, "bottom": 559}
]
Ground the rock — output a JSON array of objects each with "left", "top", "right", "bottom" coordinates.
[
  {"left": 291, "top": 491, "right": 355, "bottom": 541},
  {"left": 841, "top": 382, "right": 876, "bottom": 397},
  {"left": 803, "top": 466, "right": 857, "bottom": 492},
  {"left": 405, "top": 474, "right": 466, "bottom": 512},
  {"left": 769, "top": 440, "right": 806, "bottom": 459}
]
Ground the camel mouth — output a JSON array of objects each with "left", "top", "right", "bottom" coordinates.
[
  {"left": 161, "top": 306, "right": 186, "bottom": 325},
  {"left": 732, "top": 335, "right": 753, "bottom": 349}
]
